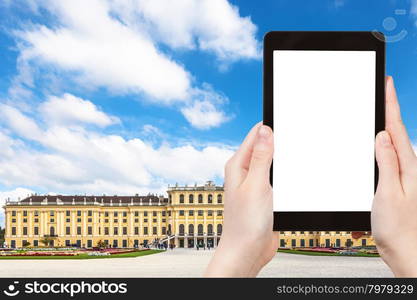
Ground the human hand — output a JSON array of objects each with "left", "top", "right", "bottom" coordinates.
[
  {"left": 372, "top": 76, "right": 417, "bottom": 277},
  {"left": 204, "top": 122, "right": 278, "bottom": 277}
]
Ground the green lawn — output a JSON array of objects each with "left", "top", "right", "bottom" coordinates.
[
  {"left": 0, "top": 249, "right": 163, "bottom": 260},
  {"left": 278, "top": 249, "right": 379, "bottom": 257}
]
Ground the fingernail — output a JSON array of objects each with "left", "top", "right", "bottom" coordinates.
[
  {"left": 258, "top": 125, "right": 272, "bottom": 142},
  {"left": 379, "top": 131, "right": 392, "bottom": 146}
]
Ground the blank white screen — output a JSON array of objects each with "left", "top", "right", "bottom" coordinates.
[{"left": 273, "top": 50, "right": 375, "bottom": 211}]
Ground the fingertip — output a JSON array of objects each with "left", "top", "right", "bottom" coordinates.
[{"left": 376, "top": 131, "right": 393, "bottom": 148}]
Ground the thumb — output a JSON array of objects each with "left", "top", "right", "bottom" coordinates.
[
  {"left": 375, "top": 131, "right": 401, "bottom": 192},
  {"left": 245, "top": 125, "right": 274, "bottom": 186}
]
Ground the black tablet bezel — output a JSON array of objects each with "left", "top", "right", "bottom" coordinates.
[{"left": 263, "top": 31, "right": 385, "bottom": 231}]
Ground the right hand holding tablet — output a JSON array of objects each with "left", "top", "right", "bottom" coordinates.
[{"left": 372, "top": 76, "right": 417, "bottom": 277}]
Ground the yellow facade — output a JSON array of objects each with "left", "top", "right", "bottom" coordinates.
[{"left": 3, "top": 181, "right": 375, "bottom": 249}]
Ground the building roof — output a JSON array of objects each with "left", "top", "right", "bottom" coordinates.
[{"left": 6, "top": 195, "right": 168, "bottom": 207}]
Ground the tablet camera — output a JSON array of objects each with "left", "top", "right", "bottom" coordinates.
[{"left": 372, "top": 9, "right": 407, "bottom": 43}]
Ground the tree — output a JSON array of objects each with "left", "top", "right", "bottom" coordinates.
[
  {"left": 22, "top": 240, "right": 31, "bottom": 247},
  {"left": 0, "top": 227, "right": 5, "bottom": 247}
]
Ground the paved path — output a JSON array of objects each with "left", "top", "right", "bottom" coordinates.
[{"left": 0, "top": 249, "right": 392, "bottom": 277}]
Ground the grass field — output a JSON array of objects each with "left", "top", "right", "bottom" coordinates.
[
  {"left": 0, "top": 249, "right": 163, "bottom": 260},
  {"left": 278, "top": 249, "right": 379, "bottom": 257}
]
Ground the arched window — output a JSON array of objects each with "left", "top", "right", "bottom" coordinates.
[
  {"left": 179, "top": 224, "right": 184, "bottom": 235},
  {"left": 217, "top": 224, "right": 222, "bottom": 235},
  {"left": 208, "top": 194, "right": 213, "bottom": 203},
  {"left": 217, "top": 194, "right": 222, "bottom": 204},
  {"left": 179, "top": 194, "right": 184, "bottom": 203},
  {"left": 198, "top": 224, "right": 203, "bottom": 235},
  {"left": 189, "top": 194, "right": 194, "bottom": 204},
  {"left": 198, "top": 194, "right": 203, "bottom": 203},
  {"left": 207, "top": 224, "right": 213, "bottom": 235},
  {"left": 50, "top": 226, "right": 55, "bottom": 236},
  {"left": 188, "top": 224, "right": 194, "bottom": 235}
]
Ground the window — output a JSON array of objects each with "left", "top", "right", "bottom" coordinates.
[
  {"left": 217, "top": 210, "right": 223, "bottom": 216},
  {"left": 114, "top": 212, "right": 118, "bottom": 217},
  {"left": 208, "top": 210, "right": 213, "bottom": 216},
  {"left": 198, "top": 194, "right": 203, "bottom": 203},
  {"left": 152, "top": 227, "right": 157, "bottom": 235},
  {"left": 134, "top": 218, "right": 139, "bottom": 223},
  {"left": 144, "top": 219, "right": 148, "bottom": 223},
  {"left": 162, "top": 227, "right": 166, "bottom": 234},
  {"left": 188, "top": 224, "right": 194, "bottom": 235},
  {"left": 198, "top": 210, "right": 203, "bottom": 216},
  {"left": 12, "top": 211, "right": 16, "bottom": 217},
  {"left": 23, "top": 218, "right": 27, "bottom": 223},
  {"left": 50, "top": 211, "right": 55, "bottom": 216},
  {"left": 114, "top": 227, "right": 119, "bottom": 235},
  {"left": 300, "top": 239, "right": 305, "bottom": 247},
  {"left": 105, "top": 212, "right": 109, "bottom": 217},
  {"left": 300, "top": 231, "right": 305, "bottom": 234},
  {"left": 217, "top": 224, "right": 222, "bottom": 235},
  {"left": 362, "top": 239, "right": 367, "bottom": 246},
  {"left": 198, "top": 224, "right": 203, "bottom": 235},
  {"left": 143, "top": 227, "right": 148, "bottom": 235},
  {"left": 66, "top": 227, "right": 71, "bottom": 235},
  {"left": 189, "top": 194, "right": 194, "bottom": 204},
  {"left": 87, "top": 218, "right": 92, "bottom": 223},
  {"left": 11, "top": 219, "right": 16, "bottom": 223},
  {"left": 217, "top": 194, "right": 222, "bottom": 203},
  {"left": 114, "top": 219, "right": 118, "bottom": 223},
  {"left": 34, "top": 240, "right": 39, "bottom": 247},
  {"left": 34, "top": 227, "right": 39, "bottom": 235},
  {"left": 23, "top": 227, "right": 28, "bottom": 235},
  {"left": 123, "top": 219, "right": 127, "bottom": 223},
  {"left": 134, "top": 211, "right": 139, "bottom": 217},
  {"left": 153, "top": 211, "right": 157, "bottom": 217},
  {"left": 105, "top": 227, "right": 109, "bottom": 235},
  {"left": 77, "top": 218, "right": 81, "bottom": 223},
  {"left": 207, "top": 224, "right": 213, "bottom": 235},
  {"left": 77, "top": 227, "right": 82, "bottom": 235},
  {"left": 77, "top": 211, "right": 81, "bottom": 217},
  {"left": 50, "top": 226, "right": 55, "bottom": 236},
  {"left": 11, "top": 227, "right": 16, "bottom": 235},
  {"left": 34, "top": 218, "right": 39, "bottom": 223},
  {"left": 88, "top": 210, "right": 92, "bottom": 217},
  {"left": 162, "top": 211, "right": 166, "bottom": 217},
  {"left": 208, "top": 194, "right": 213, "bottom": 203},
  {"left": 336, "top": 239, "right": 341, "bottom": 247},
  {"left": 179, "top": 224, "right": 184, "bottom": 235},
  {"left": 123, "top": 212, "right": 127, "bottom": 217},
  {"left": 23, "top": 210, "right": 28, "bottom": 216},
  {"left": 280, "top": 239, "right": 286, "bottom": 247},
  {"left": 189, "top": 210, "right": 194, "bottom": 216},
  {"left": 66, "top": 218, "right": 70, "bottom": 223},
  {"left": 152, "top": 219, "right": 157, "bottom": 223},
  {"left": 134, "top": 227, "right": 139, "bottom": 235},
  {"left": 179, "top": 210, "right": 184, "bottom": 216},
  {"left": 34, "top": 211, "right": 39, "bottom": 216},
  {"left": 291, "top": 239, "right": 297, "bottom": 247},
  {"left": 105, "top": 219, "right": 109, "bottom": 223},
  {"left": 144, "top": 211, "right": 148, "bottom": 217},
  {"left": 123, "top": 227, "right": 127, "bottom": 235},
  {"left": 309, "top": 239, "right": 314, "bottom": 247},
  {"left": 179, "top": 194, "right": 185, "bottom": 203},
  {"left": 87, "top": 240, "right": 92, "bottom": 248},
  {"left": 122, "top": 240, "right": 127, "bottom": 248},
  {"left": 88, "top": 226, "right": 92, "bottom": 235},
  {"left": 66, "top": 210, "right": 70, "bottom": 217},
  {"left": 50, "top": 218, "right": 55, "bottom": 223}
]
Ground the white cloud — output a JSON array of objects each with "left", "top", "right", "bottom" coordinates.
[
  {"left": 111, "top": 0, "right": 261, "bottom": 62},
  {"left": 11, "top": 0, "right": 259, "bottom": 128},
  {"left": 39, "top": 93, "right": 119, "bottom": 127},
  {"left": 181, "top": 100, "right": 230, "bottom": 130},
  {"left": 0, "top": 100, "right": 234, "bottom": 197}
]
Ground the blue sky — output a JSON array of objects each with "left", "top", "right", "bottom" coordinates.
[{"left": 0, "top": 0, "right": 416, "bottom": 219}]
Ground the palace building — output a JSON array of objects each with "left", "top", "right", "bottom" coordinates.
[{"left": 3, "top": 181, "right": 375, "bottom": 249}]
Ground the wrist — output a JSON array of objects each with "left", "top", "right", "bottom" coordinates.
[
  {"left": 204, "top": 241, "right": 262, "bottom": 277},
  {"left": 379, "top": 247, "right": 417, "bottom": 277}
]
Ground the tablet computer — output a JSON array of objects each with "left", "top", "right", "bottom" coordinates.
[{"left": 263, "top": 31, "right": 385, "bottom": 231}]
